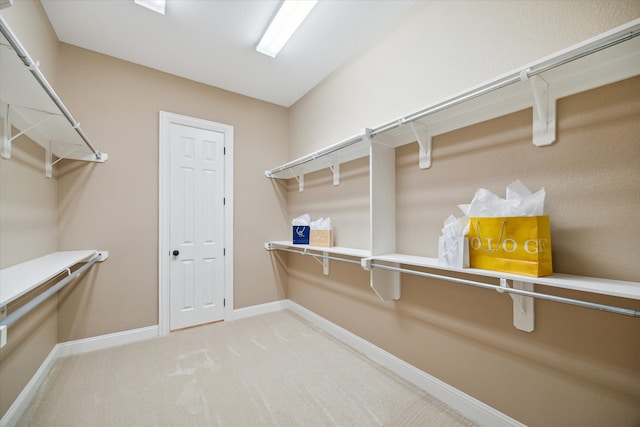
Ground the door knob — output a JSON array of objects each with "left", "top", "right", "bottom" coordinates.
[{"left": 172, "top": 250, "right": 179, "bottom": 256}]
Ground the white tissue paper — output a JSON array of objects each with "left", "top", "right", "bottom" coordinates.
[
  {"left": 292, "top": 214, "right": 311, "bottom": 226},
  {"left": 438, "top": 214, "right": 470, "bottom": 268},
  {"left": 310, "top": 217, "right": 331, "bottom": 230},
  {"left": 458, "top": 180, "right": 545, "bottom": 217}
]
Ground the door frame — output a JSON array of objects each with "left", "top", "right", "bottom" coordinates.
[{"left": 158, "top": 111, "right": 234, "bottom": 336}]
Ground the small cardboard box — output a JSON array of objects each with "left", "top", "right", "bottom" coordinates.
[
  {"left": 292, "top": 226, "right": 310, "bottom": 244},
  {"left": 310, "top": 230, "right": 333, "bottom": 247}
]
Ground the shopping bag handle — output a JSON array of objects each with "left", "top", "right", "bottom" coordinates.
[{"left": 475, "top": 220, "right": 506, "bottom": 253}]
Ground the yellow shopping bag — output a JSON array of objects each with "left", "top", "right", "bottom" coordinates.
[{"left": 466, "top": 216, "right": 553, "bottom": 277}]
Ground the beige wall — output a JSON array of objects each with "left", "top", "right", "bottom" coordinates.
[
  {"left": 0, "top": 137, "right": 58, "bottom": 268},
  {"left": 0, "top": 1, "right": 62, "bottom": 418},
  {"left": 53, "top": 44, "right": 289, "bottom": 340},
  {"left": 285, "top": 2, "right": 640, "bottom": 425},
  {"left": 0, "top": 0, "right": 59, "bottom": 82},
  {"left": 0, "top": 139, "right": 60, "bottom": 418}
]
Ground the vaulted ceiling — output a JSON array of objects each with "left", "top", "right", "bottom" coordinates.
[{"left": 41, "top": 0, "right": 418, "bottom": 107}]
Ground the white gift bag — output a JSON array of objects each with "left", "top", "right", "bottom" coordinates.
[{"left": 438, "top": 236, "right": 470, "bottom": 268}]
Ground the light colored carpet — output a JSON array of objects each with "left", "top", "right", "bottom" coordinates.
[{"left": 17, "top": 311, "right": 478, "bottom": 426}]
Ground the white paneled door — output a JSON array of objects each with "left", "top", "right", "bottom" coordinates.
[{"left": 168, "top": 122, "right": 225, "bottom": 330}]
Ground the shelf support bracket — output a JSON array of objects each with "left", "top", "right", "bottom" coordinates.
[
  {"left": 1, "top": 101, "right": 10, "bottom": 159},
  {"left": 265, "top": 243, "right": 330, "bottom": 275},
  {"left": 297, "top": 174, "right": 304, "bottom": 192},
  {"left": 499, "top": 278, "right": 535, "bottom": 332},
  {"left": 45, "top": 140, "right": 53, "bottom": 179},
  {"left": 329, "top": 160, "right": 340, "bottom": 186},
  {"left": 0, "top": 301, "right": 6, "bottom": 348},
  {"left": 410, "top": 122, "right": 432, "bottom": 169},
  {"left": 8, "top": 110, "right": 58, "bottom": 143},
  {"left": 289, "top": 169, "right": 304, "bottom": 192},
  {"left": 362, "top": 258, "right": 401, "bottom": 301},
  {"left": 306, "top": 249, "right": 330, "bottom": 275},
  {"left": 521, "top": 71, "right": 556, "bottom": 146},
  {"left": 370, "top": 266, "right": 400, "bottom": 301},
  {"left": 322, "top": 251, "right": 329, "bottom": 275}
]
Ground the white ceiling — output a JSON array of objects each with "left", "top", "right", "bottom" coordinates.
[{"left": 41, "top": 0, "right": 418, "bottom": 107}]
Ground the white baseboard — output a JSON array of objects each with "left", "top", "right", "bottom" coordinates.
[
  {"left": 55, "top": 325, "right": 159, "bottom": 358},
  {"left": 233, "top": 300, "right": 287, "bottom": 320},
  {"left": 0, "top": 344, "right": 58, "bottom": 427},
  {"left": 283, "top": 299, "right": 525, "bottom": 427},
  {"left": 0, "top": 325, "right": 159, "bottom": 427}
]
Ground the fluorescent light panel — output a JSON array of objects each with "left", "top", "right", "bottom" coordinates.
[
  {"left": 134, "top": 0, "right": 166, "bottom": 15},
  {"left": 257, "top": 0, "right": 318, "bottom": 58}
]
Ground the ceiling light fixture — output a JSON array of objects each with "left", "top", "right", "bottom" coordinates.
[
  {"left": 134, "top": 0, "right": 166, "bottom": 15},
  {"left": 256, "top": 0, "right": 318, "bottom": 58}
]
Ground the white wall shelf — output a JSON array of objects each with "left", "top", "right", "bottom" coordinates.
[
  {"left": 0, "top": 250, "right": 108, "bottom": 348},
  {"left": 363, "top": 254, "right": 640, "bottom": 332},
  {"left": 265, "top": 130, "right": 371, "bottom": 191},
  {"left": 265, "top": 20, "right": 639, "bottom": 178},
  {"left": 264, "top": 244, "right": 640, "bottom": 331},
  {"left": 264, "top": 20, "right": 640, "bottom": 331},
  {"left": 266, "top": 241, "right": 370, "bottom": 258},
  {"left": 265, "top": 241, "right": 369, "bottom": 275},
  {"left": 365, "top": 253, "right": 640, "bottom": 301},
  {"left": 0, "top": 17, "right": 107, "bottom": 177},
  {"left": 0, "top": 250, "right": 108, "bottom": 308}
]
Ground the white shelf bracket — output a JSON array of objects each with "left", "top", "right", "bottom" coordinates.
[
  {"left": 1, "top": 101, "right": 10, "bottom": 159},
  {"left": 1, "top": 305, "right": 6, "bottom": 347},
  {"left": 0, "top": 324, "right": 6, "bottom": 348},
  {"left": 521, "top": 70, "right": 556, "bottom": 146},
  {"left": 1, "top": 102, "right": 71, "bottom": 164},
  {"left": 499, "top": 278, "right": 535, "bottom": 332},
  {"left": 410, "top": 122, "right": 432, "bottom": 169},
  {"left": 289, "top": 169, "right": 304, "bottom": 192},
  {"left": 322, "top": 251, "right": 329, "bottom": 275},
  {"left": 329, "top": 160, "right": 340, "bottom": 186},
  {"left": 50, "top": 140, "right": 94, "bottom": 168},
  {"left": 304, "top": 249, "right": 330, "bottom": 275},
  {"left": 45, "top": 140, "right": 53, "bottom": 179},
  {"left": 371, "top": 266, "right": 401, "bottom": 301},
  {"left": 364, "top": 259, "right": 401, "bottom": 301},
  {"left": 297, "top": 174, "right": 304, "bottom": 192},
  {"left": 8, "top": 108, "right": 58, "bottom": 143}
]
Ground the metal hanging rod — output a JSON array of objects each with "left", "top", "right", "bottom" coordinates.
[
  {"left": 368, "top": 262, "right": 640, "bottom": 318},
  {"left": 370, "top": 27, "right": 640, "bottom": 136},
  {"left": 0, "top": 16, "right": 102, "bottom": 161},
  {"left": 264, "top": 24, "right": 638, "bottom": 178},
  {"left": 268, "top": 245, "right": 362, "bottom": 266},
  {"left": 266, "top": 131, "right": 369, "bottom": 177},
  {"left": 0, "top": 253, "right": 100, "bottom": 329}
]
